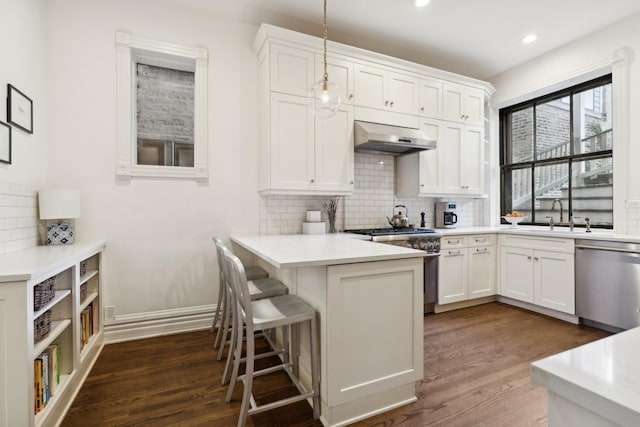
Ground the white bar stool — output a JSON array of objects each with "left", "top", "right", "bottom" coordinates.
[
  {"left": 222, "top": 247, "right": 320, "bottom": 427},
  {"left": 211, "top": 236, "right": 269, "bottom": 337},
  {"left": 212, "top": 237, "right": 288, "bottom": 383}
]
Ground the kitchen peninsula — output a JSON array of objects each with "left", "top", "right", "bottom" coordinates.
[{"left": 231, "top": 233, "right": 426, "bottom": 427}]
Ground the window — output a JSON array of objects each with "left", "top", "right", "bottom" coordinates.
[
  {"left": 500, "top": 75, "right": 613, "bottom": 228},
  {"left": 115, "top": 32, "right": 208, "bottom": 179}
]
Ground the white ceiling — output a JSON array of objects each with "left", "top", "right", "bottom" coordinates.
[{"left": 159, "top": 0, "right": 640, "bottom": 80}]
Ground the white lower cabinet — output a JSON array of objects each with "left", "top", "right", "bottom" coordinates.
[
  {"left": 438, "top": 234, "right": 496, "bottom": 305},
  {"left": 499, "top": 235, "right": 575, "bottom": 314}
]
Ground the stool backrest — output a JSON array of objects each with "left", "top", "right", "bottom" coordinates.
[
  {"left": 212, "top": 236, "right": 226, "bottom": 285},
  {"left": 222, "top": 247, "right": 253, "bottom": 325}
]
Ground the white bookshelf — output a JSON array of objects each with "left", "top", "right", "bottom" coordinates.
[{"left": 0, "top": 242, "right": 105, "bottom": 427}]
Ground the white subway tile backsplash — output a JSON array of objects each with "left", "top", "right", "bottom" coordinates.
[
  {"left": 259, "top": 152, "right": 486, "bottom": 235},
  {"left": 0, "top": 182, "right": 39, "bottom": 255}
]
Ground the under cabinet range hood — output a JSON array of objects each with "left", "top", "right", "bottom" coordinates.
[{"left": 354, "top": 121, "right": 436, "bottom": 155}]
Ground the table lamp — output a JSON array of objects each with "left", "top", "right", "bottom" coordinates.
[{"left": 38, "top": 189, "right": 81, "bottom": 245}]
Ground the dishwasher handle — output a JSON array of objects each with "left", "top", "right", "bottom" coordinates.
[{"left": 576, "top": 244, "right": 640, "bottom": 255}]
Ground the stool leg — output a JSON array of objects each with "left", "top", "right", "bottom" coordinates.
[
  {"left": 225, "top": 304, "right": 244, "bottom": 403},
  {"left": 216, "top": 290, "right": 232, "bottom": 360},
  {"left": 237, "top": 325, "right": 255, "bottom": 427},
  {"left": 221, "top": 300, "right": 238, "bottom": 385},
  {"left": 310, "top": 316, "right": 320, "bottom": 420},
  {"left": 211, "top": 277, "right": 225, "bottom": 336}
]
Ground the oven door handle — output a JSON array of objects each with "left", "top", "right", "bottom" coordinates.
[{"left": 423, "top": 253, "right": 440, "bottom": 258}]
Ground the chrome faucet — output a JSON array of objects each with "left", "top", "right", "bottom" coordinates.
[
  {"left": 545, "top": 216, "right": 555, "bottom": 230},
  {"left": 551, "top": 198, "right": 564, "bottom": 223},
  {"left": 585, "top": 217, "right": 592, "bottom": 233}
]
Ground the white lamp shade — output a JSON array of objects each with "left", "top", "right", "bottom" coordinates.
[{"left": 39, "top": 189, "right": 81, "bottom": 220}]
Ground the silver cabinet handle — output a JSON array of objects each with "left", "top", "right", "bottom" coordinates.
[
  {"left": 349, "top": 180, "right": 354, "bottom": 184},
  {"left": 348, "top": 94, "right": 354, "bottom": 100},
  {"left": 475, "top": 238, "right": 486, "bottom": 243},
  {"left": 385, "top": 100, "right": 389, "bottom": 107},
  {"left": 527, "top": 256, "right": 532, "bottom": 260},
  {"left": 534, "top": 257, "right": 539, "bottom": 261},
  {"left": 310, "top": 179, "right": 314, "bottom": 183},
  {"left": 390, "top": 101, "right": 394, "bottom": 108},
  {"left": 420, "top": 107, "right": 425, "bottom": 112},
  {"left": 447, "top": 250, "right": 463, "bottom": 256},
  {"left": 447, "top": 239, "right": 460, "bottom": 244},
  {"left": 475, "top": 248, "right": 488, "bottom": 253}
]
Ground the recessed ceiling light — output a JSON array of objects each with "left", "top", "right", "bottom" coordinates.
[
  {"left": 522, "top": 33, "right": 538, "bottom": 44},
  {"left": 414, "top": 0, "right": 431, "bottom": 7}
]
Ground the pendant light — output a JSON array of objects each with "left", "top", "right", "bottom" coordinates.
[{"left": 309, "top": 0, "right": 341, "bottom": 119}]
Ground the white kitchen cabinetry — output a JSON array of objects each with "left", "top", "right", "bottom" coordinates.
[
  {"left": 318, "top": 55, "right": 354, "bottom": 105},
  {"left": 257, "top": 40, "right": 354, "bottom": 195},
  {"left": 353, "top": 63, "right": 420, "bottom": 115},
  {"left": 0, "top": 242, "right": 105, "bottom": 427},
  {"left": 419, "top": 77, "right": 443, "bottom": 118},
  {"left": 396, "top": 118, "right": 443, "bottom": 196},
  {"left": 499, "top": 235, "right": 575, "bottom": 314},
  {"left": 438, "top": 234, "right": 496, "bottom": 305},
  {"left": 269, "top": 43, "right": 315, "bottom": 97},
  {"left": 443, "top": 83, "right": 484, "bottom": 126},
  {"left": 397, "top": 120, "right": 484, "bottom": 198},
  {"left": 441, "top": 123, "right": 484, "bottom": 195}
]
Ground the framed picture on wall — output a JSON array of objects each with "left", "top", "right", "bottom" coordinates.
[
  {"left": 7, "top": 84, "right": 33, "bottom": 134},
  {"left": 0, "top": 120, "right": 11, "bottom": 164}
]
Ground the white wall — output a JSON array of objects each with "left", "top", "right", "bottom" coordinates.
[
  {"left": 490, "top": 12, "right": 640, "bottom": 232},
  {"left": 0, "top": 0, "right": 47, "bottom": 254},
  {"left": 44, "top": 0, "right": 261, "bottom": 322}
]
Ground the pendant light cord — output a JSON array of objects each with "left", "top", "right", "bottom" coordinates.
[{"left": 323, "top": 0, "right": 328, "bottom": 84}]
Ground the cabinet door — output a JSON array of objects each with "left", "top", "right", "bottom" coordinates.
[
  {"left": 419, "top": 78, "right": 443, "bottom": 118},
  {"left": 463, "top": 88, "right": 484, "bottom": 126},
  {"left": 441, "top": 122, "right": 463, "bottom": 194},
  {"left": 388, "top": 72, "right": 420, "bottom": 115},
  {"left": 468, "top": 246, "right": 496, "bottom": 299},
  {"left": 321, "top": 56, "right": 354, "bottom": 105},
  {"left": 269, "top": 93, "right": 315, "bottom": 191},
  {"left": 443, "top": 83, "right": 464, "bottom": 122},
  {"left": 461, "top": 125, "right": 484, "bottom": 194},
  {"left": 418, "top": 118, "right": 442, "bottom": 194},
  {"left": 353, "top": 64, "right": 387, "bottom": 110},
  {"left": 315, "top": 104, "right": 355, "bottom": 193},
  {"left": 438, "top": 248, "right": 468, "bottom": 304},
  {"left": 500, "top": 246, "right": 534, "bottom": 303},
  {"left": 270, "top": 44, "right": 315, "bottom": 97},
  {"left": 534, "top": 250, "right": 575, "bottom": 314}
]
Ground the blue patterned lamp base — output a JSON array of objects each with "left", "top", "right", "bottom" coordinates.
[{"left": 46, "top": 221, "right": 75, "bottom": 245}]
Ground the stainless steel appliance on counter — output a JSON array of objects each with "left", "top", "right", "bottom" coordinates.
[
  {"left": 344, "top": 227, "right": 441, "bottom": 313},
  {"left": 435, "top": 201, "right": 458, "bottom": 229},
  {"left": 575, "top": 239, "right": 640, "bottom": 331}
]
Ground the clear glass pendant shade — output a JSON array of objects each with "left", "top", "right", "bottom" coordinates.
[{"left": 309, "top": 79, "right": 341, "bottom": 119}]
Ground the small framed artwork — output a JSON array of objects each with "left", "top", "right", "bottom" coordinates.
[
  {"left": 7, "top": 84, "right": 33, "bottom": 134},
  {"left": 0, "top": 120, "right": 10, "bottom": 164}
]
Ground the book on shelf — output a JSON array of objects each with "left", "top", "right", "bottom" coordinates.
[
  {"left": 80, "top": 302, "right": 95, "bottom": 349},
  {"left": 34, "top": 344, "right": 61, "bottom": 414}
]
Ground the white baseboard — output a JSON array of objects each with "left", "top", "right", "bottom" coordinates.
[
  {"left": 104, "top": 304, "right": 215, "bottom": 344},
  {"left": 496, "top": 296, "right": 579, "bottom": 324}
]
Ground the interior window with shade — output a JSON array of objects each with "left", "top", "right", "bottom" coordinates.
[{"left": 500, "top": 75, "right": 613, "bottom": 228}]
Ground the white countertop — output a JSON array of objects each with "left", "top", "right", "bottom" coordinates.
[
  {"left": 531, "top": 327, "right": 640, "bottom": 425},
  {"left": 434, "top": 226, "right": 640, "bottom": 243},
  {"left": 0, "top": 241, "right": 106, "bottom": 282},
  {"left": 231, "top": 233, "right": 425, "bottom": 269}
]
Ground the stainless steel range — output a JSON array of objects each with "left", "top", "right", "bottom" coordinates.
[{"left": 344, "top": 228, "right": 441, "bottom": 313}]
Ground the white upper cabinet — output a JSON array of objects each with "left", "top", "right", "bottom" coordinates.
[
  {"left": 318, "top": 55, "right": 355, "bottom": 105},
  {"left": 441, "top": 122, "right": 484, "bottom": 196},
  {"left": 419, "top": 78, "right": 443, "bottom": 118},
  {"left": 353, "top": 64, "right": 420, "bottom": 115},
  {"left": 315, "top": 103, "right": 355, "bottom": 193},
  {"left": 443, "top": 83, "right": 484, "bottom": 126},
  {"left": 396, "top": 118, "right": 442, "bottom": 196},
  {"left": 268, "top": 92, "right": 316, "bottom": 192},
  {"left": 270, "top": 43, "right": 315, "bottom": 97}
]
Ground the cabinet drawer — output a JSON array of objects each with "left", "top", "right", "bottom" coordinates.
[
  {"left": 498, "top": 234, "right": 574, "bottom": 253},
  {"left": 441, "top": 236, "right": 467, "bottom": 249},
  {"left": 468, "top": 234, "right": 495, "bottom": 247}
]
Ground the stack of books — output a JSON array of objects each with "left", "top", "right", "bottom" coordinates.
[
  {"left": 80, "top": 302, "right": 94, "bottom": 349},
  {"left": 34, "top": 344, "right": 60, "bottom": 414}
]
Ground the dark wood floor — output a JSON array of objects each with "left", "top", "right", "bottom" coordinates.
[{"left": 62, "top": 303, "right": 609, "bottom": 426}]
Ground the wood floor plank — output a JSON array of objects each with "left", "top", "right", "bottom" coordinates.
[{"left": 62, "top": 303, "right": 609, "bottom": 426}]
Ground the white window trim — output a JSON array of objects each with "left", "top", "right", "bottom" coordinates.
[{"left": 115, "top": 31, "right": 208, "bottom": 179}]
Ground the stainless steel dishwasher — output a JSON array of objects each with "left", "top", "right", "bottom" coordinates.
[{"left": 575, "top": 239, "right": 640, "bottom": 331}]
